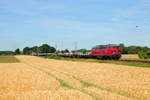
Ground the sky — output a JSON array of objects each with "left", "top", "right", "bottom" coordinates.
[{"left": 0, "top": 0, "right": 150, "bottom": 51}]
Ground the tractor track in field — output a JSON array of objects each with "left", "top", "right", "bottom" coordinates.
[
  {"left": 23, "top": 62, "right": 101, "bottom": 100},
  {"left": 22, "top": 61, "right": 138, "bottom": 100},
  {"left": 16, "top": 56, "right": 150, "bottom": 100}
]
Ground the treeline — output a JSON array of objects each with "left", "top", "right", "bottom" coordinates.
[
  {"left": 0, "top": 44, "right": 56, "bottom": 55},
  {"left": 119, "top": 44, "right": 150, "bottom": 54},
  {"left": 73, "top": 49, "right": 90, "bottom": 53},
  {"left": 22, "top": 44, "right": 56, "bottom": 55},
  {"left": 1, "top": 43, "right": 150, "bottom": 59},
  {"left": 119, "top": 44, "right": 150, "bottom": 59},
  {"left": 0, "top": 51, "right": 15, "bottom": 55}
]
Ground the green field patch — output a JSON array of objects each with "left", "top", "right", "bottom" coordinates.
[{"left": 0, "top": 56, "right": 20, "bottom": 63}]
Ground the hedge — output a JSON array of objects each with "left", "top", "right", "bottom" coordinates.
[{"left": 138, "top": 50, "right": 150, "bottom": 59}]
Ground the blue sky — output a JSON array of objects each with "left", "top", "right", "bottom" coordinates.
[{"left": 0, "top": 0, "right": 150, "bottom": 50}]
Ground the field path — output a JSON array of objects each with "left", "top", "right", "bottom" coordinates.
[{"left": 0, "top": 56, "right": 149, "bottom": 100}]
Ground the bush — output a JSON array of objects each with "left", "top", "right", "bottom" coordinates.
[
  {"left": 138, "top": 51, "right": 148, "bottom": 59},
  {"left": 146, "top": 51, "right": 150, "bottom": 58},
  {"left": 0, "top": 51, "right": 15, "bottom": 55},
  {"left": 138, "top": 50, "right": 150, "bottom": 59},
  {"left": 14, "top": 48, "right": 21, "bottom": 55}
]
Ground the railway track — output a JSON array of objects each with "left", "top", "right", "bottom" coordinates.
[
  {"left": 33, "top": 53, "right": 150, "bottom": 64},
  {"left": 119, "top": 60, "right": 150, "bottom": 64},
  {"left": 58, "top": 55, "right": 150, "bottom": 64},
  {"left": 59, "top": 55, "right": 150, "bottom": 64}
]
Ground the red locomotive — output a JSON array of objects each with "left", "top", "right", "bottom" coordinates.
[{"left": 91, "top": 44, "right": 121, "bottom": 60}]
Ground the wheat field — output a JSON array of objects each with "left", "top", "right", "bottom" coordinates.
[
  {"left": 0, "top": 56, "right": 149, "bottom": 100},
  {"left": 121, "top": 54, "right": 140, "bottom": 60}
]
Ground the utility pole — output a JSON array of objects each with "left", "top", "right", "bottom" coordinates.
[
  {"left": 61, "top": 40, "right": 63, "bottom": 51},
  {"left": 55, "top": 42, "right": 57, "bottom": 50},
  {"left": 75, "top": 42, "right": 78, "bottom": 51}
]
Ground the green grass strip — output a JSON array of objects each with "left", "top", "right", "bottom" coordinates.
[
  {"left": 29, "top": 64, "right": 101, "bottom": 100},
  {"left": 61, "top": 72, "right": 141, "bottom": 100},
  {"left": 0, "top": 56, "right": 20, "bottom": 63}
]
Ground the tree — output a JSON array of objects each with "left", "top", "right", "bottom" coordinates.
[
  {"left": 121, "top": 47, "right": 128, "bottom": 54},
  {"left": 39, "top": 44, "right": 56, "bottom": 53},
  {"left": 76, "top": 49, "right": 89, "bottom": 54},
  {"left": 65, "top": 49, "right": 69, "bottom": 53},
  {"left": 23, "top": 47, "right": 31, "bottom": 55},
  {"left": 14, "top": 48, "right": 21, "bottom": 55},
  {"left": 31, "top": 46, "right": 39, "bottom": 53},
  {"left": 119, "top": 44, "right": 128, "bottom": 54},
  {"left": 49, "top": 46, "right": 56, "bottom": 53},
  {"left": 119, "top": 43, "right": 125, "bottom": 48},
  {"left": 61, "top": 49, "right": 69, "bottom": 53}
]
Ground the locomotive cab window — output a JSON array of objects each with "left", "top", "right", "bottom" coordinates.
[
  {"left": 112, "top": 46, "right": 119, "bottom": 49},
  {"left": 92, "top": 45, "right": 99, "bottom": 50},
  {"left": 92, "top": 45, "right": 109, "bottom": 50},
  {"left": 98, "top": 45, "right": 108, "bottom": 49}
]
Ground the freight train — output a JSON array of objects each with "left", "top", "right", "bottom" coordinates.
[{"left": 33, "top": 44, "right": 122, "bottom": 60}]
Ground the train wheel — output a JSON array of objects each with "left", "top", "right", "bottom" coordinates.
[
  {"left": 112, "top": 55, "right": 120, "bottom": 60},
  {"left": 102, "top": 56, "right": 107, "bottom": 60},
  {"left": 107, "top": 56, "right": 111, "bottom": 60},
  {"left": 96, "top": 56, "right": 102, "bottom": 60}
]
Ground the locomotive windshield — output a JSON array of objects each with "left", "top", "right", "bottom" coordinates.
[
  {"left": 112, "top": 46, "right": 119, "bottom": 49},
  {"left": 92, "top": 45, "right": 108, "bottom": 50}
]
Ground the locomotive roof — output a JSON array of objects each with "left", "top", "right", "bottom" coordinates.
[{"left": 95, "top": 44, "right": 118, "bottom": 46}]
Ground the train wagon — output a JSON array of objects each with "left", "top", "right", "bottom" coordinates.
[{"left": 91, "top": 44, "right": 121, "bottom": 60}]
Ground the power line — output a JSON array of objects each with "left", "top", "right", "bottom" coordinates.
[{"left": 75, "top": 42, "right": 78, "bottom": 51}]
